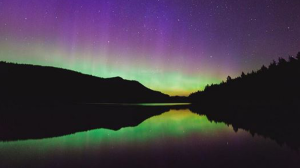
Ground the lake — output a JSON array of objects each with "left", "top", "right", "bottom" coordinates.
[{"left": 0, "top": 107, "right": 299, "bottom": 168}]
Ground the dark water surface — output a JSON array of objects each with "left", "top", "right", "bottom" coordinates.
[{"left": 0, "top": 108, "right": 299, "bottom": 168}]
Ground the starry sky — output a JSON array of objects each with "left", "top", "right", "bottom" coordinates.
[{"left": 0, "top": 0, "right": 299, "bottom": 96}]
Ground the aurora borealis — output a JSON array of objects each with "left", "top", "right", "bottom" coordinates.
[
  {"left": 0, "top": 0, "right": 299, "bottom": 95},
  {"left": 0, "top": 110, "right": 247, "bottom": 165},
  {"left": 1, "top": 109, "right": 299, "bottom": 168}
]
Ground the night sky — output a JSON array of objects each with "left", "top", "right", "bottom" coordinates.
[{"left": 0, "top": 0, "right": 299, "bottom": 96}]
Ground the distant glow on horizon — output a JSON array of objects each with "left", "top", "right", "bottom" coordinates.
[{"left": 0, "top": 0, "right": 299, "bottom": 95}]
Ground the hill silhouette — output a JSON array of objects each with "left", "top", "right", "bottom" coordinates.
[
  {"left": 0, "top": 104, "right": 188, "bottom": 141},
  {"left": 0, "top": 62, "right": 170, "bottom": 105},
  {"left": 190, "top": 52, "right": 300, "bottom": 150}
]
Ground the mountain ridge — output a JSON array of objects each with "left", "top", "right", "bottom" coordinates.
[{"left": 0, "top": 61, "right": 170, "bottom": 104}]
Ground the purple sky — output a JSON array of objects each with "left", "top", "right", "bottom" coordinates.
[{"left": 0, "top": 0, "right": 299, "bottom": 95}]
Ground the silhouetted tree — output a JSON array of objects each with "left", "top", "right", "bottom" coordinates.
[
  {"left": 297, "top": 52, "right": 300, "bottom": 60},
  {"left": 269, "top": 60, "right": 277, "bottom": 69},
  {"left": 241, "top": 72, "right": 246, "bottom": 78},
  {"left": 288, "top": 56, "right": 297, "bottom": 63},
  {"left": 278, "top": 57, "right": 287, "bottom": 66},
  {"left": 226, "top": 76, "right": 232, "bottom": 82},
  {"left": 260, "top": 65, "right": 268, "bottom": 72},
  {"left": 204, "top": 84, "right": 210, "bottom": 90}
]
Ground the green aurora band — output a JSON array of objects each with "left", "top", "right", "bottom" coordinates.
[
  {"left": 0, "top": 41, "right": 221, "bottom": 96},
  {"left": 0, "top": 110, "right": 231, "bottom": 154}
]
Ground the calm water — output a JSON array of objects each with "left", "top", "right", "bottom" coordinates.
[
  {"left": 87, "top": 103, "right": 191, "bottom": 106},
  {"left": 0, "top": 109, "right": 299, "bottom": 168}
]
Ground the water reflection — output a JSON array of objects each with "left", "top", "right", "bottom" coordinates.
[{"left": 0, "top": 109, "right": 299, "bottom": 168}]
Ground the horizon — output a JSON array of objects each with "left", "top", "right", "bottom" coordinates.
[
  {"left": 0, "top": 0, "right": 299, "bottom": 96},
  {"left": 0, "top": 55, "right": 296, "bottom": 97}
]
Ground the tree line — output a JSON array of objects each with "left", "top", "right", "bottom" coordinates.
[{"left": 190, "top": 52, "right": 300, "bottom": 103}]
